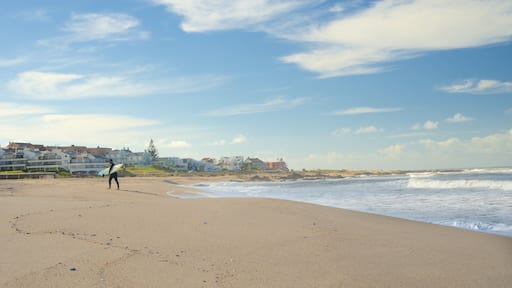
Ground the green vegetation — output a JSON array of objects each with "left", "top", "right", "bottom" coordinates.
[
  {"left": 125, "top": 165, "right": 172, "bottom": 177},
  {"left": 0, "top": 170, "right": 24, "bottom": 174}
]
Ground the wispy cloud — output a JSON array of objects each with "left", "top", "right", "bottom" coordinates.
[
  {"left": 331, "top": 128, "right": 351, "bottom": 136},
  {"left": 152, "top": 0, "right": 315, "bottom": 32},
  {"left": 356, "top": 126, "right": 383, "bottom": 134},
  {"left": 8, "top": 71, "right": 227, "bottom": 100},
  {"left": 64, "top": 13, "right": 148, "bottom": 42},
  {"left": 160, "top": 140, "right": 192, "bottom": 148},
  {"left": 331, "top": 126, "right": 382, "bottom": 136},
  {"left": 18, "top": 9, "right": 50, "bottom": 22},
  {"left": 231, "top": 134, "right": 247, "bottom": 144},
  {"left": 37, "top": 13, "right": 148, "bottom": 47},
  {"left": 154, "top": 1, "right": 512, "bottom": 78},
  {"left": 446, "top": 113, "right": 472, "bottom": 123},
  {"left": 204, "top": 96, "right": 307, "bottom": 116},
  {"left": 40, "top": 114, "right": 159, "bottom": 129},
  {"left": 0, "top": 102, "right": 53, "bottom": 117},
  {"left": 438, "top": 79, "right": 512, "bottom": 94},
  {"left": 8, "top": 71, "right": 150, "bottom": 100},
  {"left": 335, "top": 106, "right": 401, "bottom": 115},
  {"left": 210, "top": 134, "right": 248, "bottom": 146},
  {"left": 0, "top": 113, "right": 159, "bottom": 148},
  {"left": 412, "top": 120, "right": 439, "bottom": 130},
  {"left": 0, "top": 57, "right": 26, "bottom": 67},
  {"left": 300, "top": 129, "right": 512, "bottom": 170},
  {"left": 281, "top": 0, "right": 512, "bottom": 77}
]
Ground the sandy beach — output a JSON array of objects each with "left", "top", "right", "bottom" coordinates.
[{"left": 1, "top": 177, "right": 511, "bottom": 287}]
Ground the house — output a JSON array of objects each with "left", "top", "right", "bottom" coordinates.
[
  {"left": 266, "top": 158, "right": 289, "bottom": 170},
  {"left": 218, "top": 156, "right": 244, "bottom": 171},
  {"left": 244, "top": 157, "right": 269, "bottom": 170},
  {"left": 166, "top": 157, "right": 188, "bottom": 171},
  {"left": 7, "top": 142, "right": 45, "bottom": 151}
]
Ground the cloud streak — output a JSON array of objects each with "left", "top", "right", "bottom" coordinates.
[
  {"left": 412, "top": 120, "right": 439, "bottom": 130},
  {"left": 204, "top": 96, "right": 307, "bottom": 116},
  {"left": 37, "top": 12, "right": 148, "bottom": 48},
  {"left": 8, "top": 71, "right": 150, "bottom": 100},
  {"left": 0, "top": 102, "right": 53, "bottom": 117},
  {"left": 439, "top": 79, "right": 512, "bottom": 94},
  {"left": 446, "top": 113, "right": 472, "bottom": 123},
  {"left": 356, "top": 126, "right": 383, "bottom": 134},
  {"left": 7, "top": 71, "right": 228, "bottom": 100},
  {"left": 335, "top": 106, "right": 401, "bottom": 115},
  {"left": 0, "top": 57, "right": 26, "bottom": 67},
  {"left": 64, "top": 13, "right": 148, "bottom": 42},
  {"left": 152, "top": 0, "right": 315, "bottom": 32}
]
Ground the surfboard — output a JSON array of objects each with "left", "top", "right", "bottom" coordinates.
[
  {"left": 97, "top": 163, "right": 124, "bottom": 176},
  {"left": 110, "top": 163, "right": 124, "bottom": 174},
  {"left": 98, "top": 167, "right": 109, "bottom": 176}
]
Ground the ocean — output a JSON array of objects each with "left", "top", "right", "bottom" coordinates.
[{"left": 185, "top": 168, "right": 512, "bottom": 237}]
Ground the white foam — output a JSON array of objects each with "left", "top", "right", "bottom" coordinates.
[{"left": 407, "top": 178, "right": 512, "bottom": 190}]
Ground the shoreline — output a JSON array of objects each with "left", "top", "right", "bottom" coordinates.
[
  {"left": 1, "top": 177, "right": 511, "bottom": 287},
  {"left": 0, "top": 167, "right": 467, "bottom": 181},
  {"left": 172, "top": 176, "right": 512, "bottom": 238}
]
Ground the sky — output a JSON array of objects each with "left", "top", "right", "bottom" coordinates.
[{"left": 0, "top": 0, "right": 511, "bottom": 170}]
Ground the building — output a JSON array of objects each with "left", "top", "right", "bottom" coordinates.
[
  {"left": 266, "top": 158, "right": 289, "bottom": 170},
  {"left": 244, "top": 157, "right": 269, "bottom": 170}
]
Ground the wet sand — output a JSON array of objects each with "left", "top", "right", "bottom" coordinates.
[{"left": 1, "top": 177, "right": 511, "bottom": 287}]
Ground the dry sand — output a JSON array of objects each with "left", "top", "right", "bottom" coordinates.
[{"left": 1, "top": 177, "right": 511, "bottom": 287}]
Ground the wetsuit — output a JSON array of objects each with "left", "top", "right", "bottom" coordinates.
[{"left": 109, "top": 162, "right": 120, "bottom": 189}]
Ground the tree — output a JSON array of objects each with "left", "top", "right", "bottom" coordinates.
[{"left": 145, "top": 139, "right": 158, "bottom": 162}]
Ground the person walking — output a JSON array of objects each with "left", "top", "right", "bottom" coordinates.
[{"left": 108, "top": 159, "right": 120, "bottom": 190}]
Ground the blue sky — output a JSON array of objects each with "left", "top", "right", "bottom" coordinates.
[{"left": 1, "top": 0, "right": 511, "bottom": 170}]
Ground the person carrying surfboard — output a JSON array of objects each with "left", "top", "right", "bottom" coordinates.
[{"left": 108, "top": 159, "right": 120, "bottom": 190}]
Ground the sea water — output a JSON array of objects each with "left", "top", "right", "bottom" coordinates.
[{"left": 185, "top": 168, "right": 512, "bottom": 237}]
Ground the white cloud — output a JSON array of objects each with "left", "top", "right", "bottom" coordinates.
[
  {"left": 209, "top": 135, "right": 247, "bottom": 146},
  {"left": 64, "top": 13, "right": 147, "bottom": 42},
  {"left": 232, "top": 134, "right": 247, "bottom": 144},
  {"left": 40, "top": 114, "right": 158, "bottom": 130},
  {"left": 356, "top": 126, "right": 383, "bottom": 134},
  {"left": 331, "top": 128, "right": 351, "bottom": 136},
  {"left": 210, "top": 139, "right": 227, "bottom": 146},
  {"left": 331, "top": 126, "right": 382, "bottom": 136},
  {"left": 412, "top": 120, "right": 438, "bottom": 130},
  {"left": 439, "top": 79, "right": 512, "bottom": 94},
  {"left": 446, "top": 113, "right": 472, "bottom": 123},
  {"left": 204, "top": 96, "right": 307, "bottom": 116},
  {"left": 8, "top": 71, "right": 227, "bottom": 100},
  {"left": 335, "top": 106, "right": 401, "bottom": 115},
  {"left": 423, "top": 120, "right": 439, "bottom": 130},
  {"left": 0, "top": 57, "right": 26, "bottom": 67},
  {"left": 8, "top": 71, "right": 149, "bottom": 100},
  {"left": 19, "top": 9, "right": 49, "bottom": 22},
  {"left": 152, "top": 0, "right": 314, "bottom": 32},
  {"left": 328, "top": 4, "right": 345, "bottom": 13},
  {"left": 281, "top": 0, "right": 512, "bottom": 77},
  {"left": 36, "top": 13, "right": 148, "bottom": 48},
  {"left": 0, "top": 113, "right": 159, "bottom": 149},
  {"left": 378, "top": 144, "right": 404, "bottom": 158},
  {"left": 154, "top": 0, "right": 512, "bottom": 78},
  {"left": 166, "top": 140, "right": 192, "bottom": 148},
  {"left": 294, "top": 129, "right": 512, "bottom": 170},
  {"left": 0, "top": 102, "right": 53, "bottom": 117}
]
